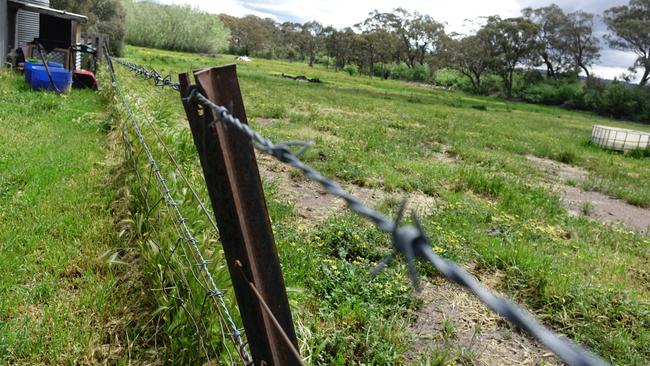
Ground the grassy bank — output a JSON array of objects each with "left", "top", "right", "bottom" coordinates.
[
  {"left": 0, "top": 71, "right": 131, "bottom": 364},
  {"left": 109, "top": 46, "right": 649, "bottom": 365}
]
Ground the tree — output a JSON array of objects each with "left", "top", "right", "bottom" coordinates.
[
  {"left": 219, "top": 14, "right": 278, "bottom": 56},
  {"left": 522, "top": 4, "right": 572, "bottom": 78},
  {"left": 563, "top": 11, "right": 600, "bottom": 78},
  {"left": 355, "top": 14, "right": 401, "bottom": 76},
  {"left": 278, "top": 22, "right": 302, "bottom": 60},
  {"left": 360, "top": 9, "right": 446, "bottom": 68},
  {"left": 324, "top": 27, "right": 356, "bottom": 70},
  {"left": 604, "top": 0, "right": 650, "bottom": 86},
  {"left": 50, "top": 0, "right": 125, "bottom": 55},
  {"left": 403, "top": 10, "right": 446, "bottom": 67},
  {"left": 447, "top": 33, "right": 492, "bottom": 93},
  {"left": 298, "top": 21, "right": 324, "bottom": 67},
  {"left": 483, "top": 16, "right": 540, "bottom": 98}
]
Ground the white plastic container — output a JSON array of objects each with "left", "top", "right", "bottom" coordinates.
[{"left": 591, "top": 125, "right": 650, "bottom": 151}]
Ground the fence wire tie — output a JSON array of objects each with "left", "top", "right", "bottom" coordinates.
[{"left": 208, "top": 289, "right": 224, "bottom": 298}]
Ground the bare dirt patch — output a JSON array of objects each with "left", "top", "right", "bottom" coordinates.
[
  {"left": 562, "top": 187, "right": 650, "bottom": 233},
  {"left": 252, "top": 117, "right": 285, "bottom": 126},
  {"left": 527, "top": 155, "right": 650, "bottom": 233},
  {"left": 257, "top": 153, "right": 439, "bottom": 222},
  {"left": 408, "top": 276, "right": 559, "bottom": 365},
  {"left": 527, "top": 155, "right": 587, "bottom": 182}
]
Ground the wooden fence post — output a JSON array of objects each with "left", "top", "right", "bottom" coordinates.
[{"left": 178, "top": 65, "right": 300, "bottom": 366}]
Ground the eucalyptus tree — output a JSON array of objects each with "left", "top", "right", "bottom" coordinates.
[
  {"left": 563, "top": 10, "right": 600, "bottom": 78},
  {"left": 522, "top": 4, "right": 572, "bottom": 77},
  {"left": 604, "top": 0, "right": 650, "bottom": 86},
  {"left": 218, "top": 14, "right": 278, "bottom": 56},
  {"left": 355, "top": 14, "right": 400, "bottom": 75},
  {"left": 447, "top": 32, "right": 493, "bottom": 93},
  {"left": 278, "top": 22, "right": 303, "bottom": 60},
  {"left": 360, "top": 8, "right": 446, "bottom": 68},
  {"left": 324, "top": 27, "right": 357, "bottom": 70},
  {"left": 483, "top": 16, "right": 541, "bottom": 98},
  {"left": 299, "top": 21, "right": 324, "bottom": 67}
]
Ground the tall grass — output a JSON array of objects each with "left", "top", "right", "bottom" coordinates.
[{"left": 123, "top": 0, "right": 230, "bottom": 53}]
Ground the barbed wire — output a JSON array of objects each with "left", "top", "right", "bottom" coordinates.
[
  {"left": 111, "top": 57, "right": 181, "bottom": 90},
  {"left": 104, "top": 49, "right": 252, "bottom": 364},
  {"left": 110, "top": 56, "right": 610, "bottom": 366}
]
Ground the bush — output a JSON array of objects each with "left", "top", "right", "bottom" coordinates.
[
  {"left": 343, "top": 64, "right": 359, "bottom": 76},
  {"left": 372, "top": 63, "right": 391, "bottom": 79},
  {"left": 123, "top": 0, "right": 230, "bottom": 53},
  {"left": 519, "top": 81, "right": 583, "bottom": 107},
  {"left": 597, "top": 82, "right": 643, "bottom": 119},
  {"left": 316, "top": 55, "right": 335, "bottom": 68},
  {"left": 389, "top": 62, "right": 411, "bottom": 80},
  {"left": 410, "top": 64, "right": 431, "bottom": 82}
]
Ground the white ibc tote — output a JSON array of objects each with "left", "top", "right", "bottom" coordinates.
[{"left": 591, "top": 125, "right": 650, "bottom": 151}]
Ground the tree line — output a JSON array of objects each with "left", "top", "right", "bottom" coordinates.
[
  {"left": 221, "top": 2, "right": 649, "bottom": 87},
  {"left": 52, "top": 0, "right": 650, "bottom": 122},
  {"left": 219, "top": 1, "right": 650, "bottom": 122}
]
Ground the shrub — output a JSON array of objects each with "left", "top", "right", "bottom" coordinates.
[
  {"left": 434, "top": 68, "right": 468, "bottom": 89},
  {"left": 372, "top": 63, "right": 391, "bottom": 79},
  {"left": 389, "top": 62, "right": 412, "bottom": 80},
  {"left": 316, "top": 55, "right": 335, "bottom": 68},
  {"left": 597, "top": 82, "right": 642, "bottom": 119},
  {"left": 410, "top": 64, "right": 431, "bottom": 82},
  {"left": 518, "top": 79, "right": 583, "bottom": 107},
  {"left": 343, "top": 64, "right": 359, "bottom": 76},
  {"left": 123, "top": 0, "right": 230, "bottom": 53}
]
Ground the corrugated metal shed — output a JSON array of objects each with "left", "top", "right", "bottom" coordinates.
[
  {"left": 15, "top": 0, "right": 48, "bottom": 47},
  {"left": 1, "top": 0, "right": 7, "bottom": 64}
]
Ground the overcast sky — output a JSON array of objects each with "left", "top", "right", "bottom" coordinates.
[{"left": 159, "top": 0, "right": 641, "bottom": 81}]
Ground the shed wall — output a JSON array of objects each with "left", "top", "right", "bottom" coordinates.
[
  {"left": 0, "top": 0, "right": 7, "bottom": 63},
  {"left": 15, "top": 0, "right": 49, "bottom": 47}
]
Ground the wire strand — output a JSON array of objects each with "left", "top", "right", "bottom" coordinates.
[{"left": 110, "top": 55, "right": 610, "bottom": 366}]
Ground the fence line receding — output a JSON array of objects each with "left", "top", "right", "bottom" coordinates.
[{"left": 106, "top": 50, "right": 610, "bottom": 366}]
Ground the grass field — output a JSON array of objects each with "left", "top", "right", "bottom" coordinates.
[
  {"left": 0, "top": 71, "right": 131, "bottom": 363},
  {"left": 1, "top": 43, "right": 647, "bottom": 364},
  {"left": 102, "top": 45, "right": 649, "bottom": 365}
]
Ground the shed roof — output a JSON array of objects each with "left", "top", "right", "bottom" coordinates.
[{"left": 8, "top": 0, "right": 87, "bottom": 23}]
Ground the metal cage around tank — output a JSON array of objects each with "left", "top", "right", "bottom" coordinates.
[{"left": 591, "top": 125, "right": 650, "bottom": 151}]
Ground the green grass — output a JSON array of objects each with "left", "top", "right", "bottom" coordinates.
[
  {"left": 0, "top": 71, "right": 130, "bottom": 363},
  {"left": 109, "top": 45, "right": 649, "bottom": 365}
]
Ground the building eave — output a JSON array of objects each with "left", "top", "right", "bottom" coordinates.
[{"left": 8, "top": 0, "right": 88, "bottom": 23}]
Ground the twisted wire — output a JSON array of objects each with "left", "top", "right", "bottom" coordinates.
[{"left": 111, "top": 56, "right": 609, "bottom": 366}]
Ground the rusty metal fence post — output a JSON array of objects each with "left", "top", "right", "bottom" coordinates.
[{"left": 179, "top": 65, "right": 300, "bottom": 366}]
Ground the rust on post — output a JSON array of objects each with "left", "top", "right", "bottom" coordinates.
[{"left": 179, "top": 65, "right": 300, "bottom": 366}]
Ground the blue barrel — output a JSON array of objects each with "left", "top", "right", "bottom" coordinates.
[
  {"left": 25, "top": 60, "right": 65, "bottom": 83},
  {"left": 30, "top": 65, "right": 73, "bottom": 92}
]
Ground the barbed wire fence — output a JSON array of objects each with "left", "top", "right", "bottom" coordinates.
[
  {"left": 105, "top": 50, "right": 610, "bottom": 366},
  {"left": 103, "top": 49, "right": 252, "bottom": 364}
]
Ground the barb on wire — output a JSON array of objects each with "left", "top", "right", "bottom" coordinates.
[
  {"left": 110, "top": 55, "right": 221, "bottom": 244},
  {"left": 190, "top": 86, "right": 609, "bottom": 366},
  {"left": 103, "top": 47, "right": 252, "bottom": 365},
  {"left": 111, "top": 56, "right": 180, "bottom": 90},
  {"left": 111, "top": 56, "right": 610, "bottom": 366}
]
